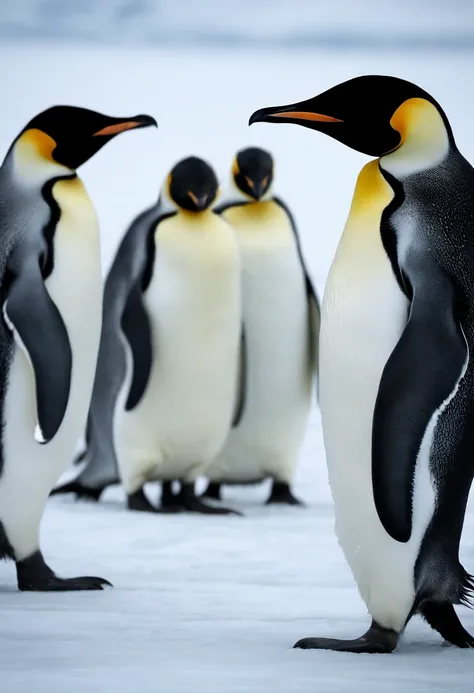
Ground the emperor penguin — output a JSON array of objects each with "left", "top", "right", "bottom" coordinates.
[
  {"left": 250, "top": 76, "right": 474, "bottom": 651},
  {"left": 0, "top": 105, "right": 156, "bottom": 590},
  {"left": 201, "top": 147, "right": 319, "bottom": 506},
  {"left": 52, "top": 157, "right": 243, "bottom": 515}
]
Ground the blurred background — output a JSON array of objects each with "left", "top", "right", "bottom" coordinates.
[
  {"left": 1, "top": 0, "right": 473, "bottom": 287},
  {"left": 2, "top": 0, "right": 473, "bottom": 49}
]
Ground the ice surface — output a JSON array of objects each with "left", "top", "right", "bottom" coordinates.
[{"left": 0, "top": 44, "right": 474, "bottom": 692}]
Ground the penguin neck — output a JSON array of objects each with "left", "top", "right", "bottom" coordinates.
[
  {"left": 177, "top": 208, "right": 215, "bottom": 224},
  {"left": 380, "top": 97, "right": 452, "bottom": 179},
  {"left": 7, "top": 129, "right": 73, "bottom": 188},
  {"left": 221, "top": 174, "right": 274, "bottom": 206}
]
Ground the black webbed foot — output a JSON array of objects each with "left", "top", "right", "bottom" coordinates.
[
  {"left": 266, "top": 481, "right": 305, "bottom": 506},
  {"left": 50, "top": 480, "right": 104, "bottom": 501},
  {"left": 16, "top": 550, "right": 112, "bottom": 592},
  {"left": 201, "top": 482, "right": 222, "bottom": 501},
  {"left": 176, "top": 483, "right": 242, "bottom": 516},
  {"left": 294, "top": 620, "right": 398, "bottom": 654}
]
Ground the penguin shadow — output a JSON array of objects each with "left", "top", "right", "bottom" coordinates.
[
  {"left": 194, "top": 477, "right": 331, "bottom": 519},
  {"left": 49, "top": 476, "right": 326, "bottom": 519}
]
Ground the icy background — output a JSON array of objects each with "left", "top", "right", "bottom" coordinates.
[{"left": 1, "top": 2, "right": 474, "bottom": 690}]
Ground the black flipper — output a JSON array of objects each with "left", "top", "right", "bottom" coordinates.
[
  {"left": 232, "top": 327, "right": 247, "bottom": 427},
  {"left": 372, "top": 265, "right": 466, "bottom": 543},
  {"left": 273, "top": 196, "right": 320, "bottom": 380},
  {"left": 294, "top": 619, "right": 398, "bottom": 654},
  {"left": 3, "top": 261, "right": 72, "bottom": 443},
  {"left": 121, "top": 282, "right": 153, "bottom": 411}
]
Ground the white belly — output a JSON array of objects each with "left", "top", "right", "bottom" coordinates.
[
  {"left": 0, "top": 177, "right": 102, "bottom": 559},
  {"left": 320, "top": 160, "right": 436, "bottom": 631},
  {"left": 114, "top": 211, "right": 241, "bottom": 493},
  {"left": 207, "top": 205, "right": 313, "bottom": 483}
]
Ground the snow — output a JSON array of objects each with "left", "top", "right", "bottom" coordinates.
[{"left": 1, "top": 42, "right": 474, "bottom": 692}]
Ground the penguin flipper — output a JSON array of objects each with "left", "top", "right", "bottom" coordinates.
[
  {"left": 121, "top": 281, "right": 153, "bottom": 411},
  {"left": 372, "top": 271, "right": 467, "bottom": 543},
  {"left": 273, "top": 196, "right": 320, "bottom": 377},
  {"left": 232, "top": 326, "right": 247, "bottom": 427},
  {"left": 3, "top": 263, "right": 72, "bottom": 443}
]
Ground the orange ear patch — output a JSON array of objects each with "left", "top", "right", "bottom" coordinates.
[
  {"left": 232, "top": 157, "right": 240, "bottom": 176},
  {"left": 17, "top": 129, "right": 57, "bottom": 161}
]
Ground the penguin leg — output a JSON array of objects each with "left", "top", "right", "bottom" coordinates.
[
  {"left": 177, "top": 482, "right": 242, "bottom": 516},
  {"left": 16, "top": 550, "right": 111, "bottom": 592},
  {"left": 266, "top": 481, "right": 305, "bottom": 506},
  {"left": 50, "top": 480, "right": 104, "bottom": 502},
  {"left": 160, "top": 481, "right": 183, "bottom": 511},
  {"left": 201, "top": 482, "right": 222, "bottom": 501},
  {"left": 126, "top": 487, "right": 180, "bottom": 514},
  {"left": 420, "top": 603, "right": 474, "bottom": 648},
  {"left": 294, "top": 620, "right": 398, "bottom": 654}
]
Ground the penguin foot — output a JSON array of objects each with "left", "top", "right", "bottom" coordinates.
[
  {"left": 266, "top": 481, "right": 305, "bottom": 507},
  {"left": 127, "top": 488, "right": 180, "bottom": 514},
  {"left": 201, "top": 482, "right": 222, "bottom": 501},
  {"left": 16, "top": 550, "right": 112, "bottom": 592},
  {"left": 177, "top": 483, "right": 242, "bottom": 516},
  {"left": 294, "top": 620, "right": 398, "bottom": 654},
  {"left": 49, "top": 481, "right": 103, "bottom": 502},
  {"left": 421, "top": 603, "right": 474, "bottom": 648}
]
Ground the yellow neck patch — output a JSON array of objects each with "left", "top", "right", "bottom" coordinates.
[{"left": 347, "top": 159, "right": 394, "bottom": 225}]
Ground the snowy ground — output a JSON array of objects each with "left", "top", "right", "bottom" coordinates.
[{"left": 1, "top": 44, "right": 474, "bottom": 692}]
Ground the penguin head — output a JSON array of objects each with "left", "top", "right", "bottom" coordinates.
[
  {"left": 231, "top": 147, "right": 274, "bottom": 201},
  {"left": 14, "top": 105, "right": 157, "bottom": 170},
  {"left": 249, "top": 76, "right": 452, "bottom": 158},
  {"left": 166, "top": 157, "right": 219, "bottom": 212}
]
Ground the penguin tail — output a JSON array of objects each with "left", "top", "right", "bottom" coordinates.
[
  {"left": 49, "top": 480, "right": 103, "bottom": 502},
  {"left": 414, "top": 561, "right": 474, "bottom": 648},
  {"left": 459, "top": 567, "right": 474, "bottom": 609}
]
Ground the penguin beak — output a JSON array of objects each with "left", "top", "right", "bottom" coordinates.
[
  {"left": 188, "top": 191, "right": 209, "bottom": 210},
  {"left": 93, "top": 114, "right": 158, "bottom": 137},
  {"left": 249, "top": 101, "right": 343, "bottom": 127}
]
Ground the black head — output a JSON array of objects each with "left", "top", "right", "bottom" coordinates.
[
  {"left": 249, "top": 75, "right": 452, "bottom": 157},
  {"left": 232, "top": 147, "right": 274, "bottom": 201},
  {"left": 168, "top": 156, "right": 219, "bottom": 212},
  {"left": 19, "top": 105, "right": 157, "bottom": 169}
]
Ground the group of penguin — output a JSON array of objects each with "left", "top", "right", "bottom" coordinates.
[
  {"left": 1, "top": 74, "right": 474, "bottom": 657},
  {"left": 51, "top": 147, "right": 320, "bottom": 516}
]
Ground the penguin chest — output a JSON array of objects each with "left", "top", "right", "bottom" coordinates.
[
  {"left": 320, "top": 161, "right": 408, "bottom": 503},
  {"left": 211, "top": 203, "right": 312, "bottom": 481},
  {"left": 118, "top": 213, "right": 241, "bottom": 475},
  {"left": 46, "top": 177, "right": 102, "bottom": 427},
  {"left": 4, "top": 177, "right": 102, "bottom": 479},
  {"left": 320, "top": 161, "right": 419, "bottom": 629}
]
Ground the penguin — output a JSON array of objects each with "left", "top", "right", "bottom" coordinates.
[
  {"left": 0, "top": 105, "right": 156, "bottom": 590},
  {"left": 201, "top": 147, "right": 320, "bottom": 506},
  {"left": 250, "top": 75, "right": 474, "bottom": 651},
  {"left": 52, "top": 156, "right": 243, "bottom": 515}
]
